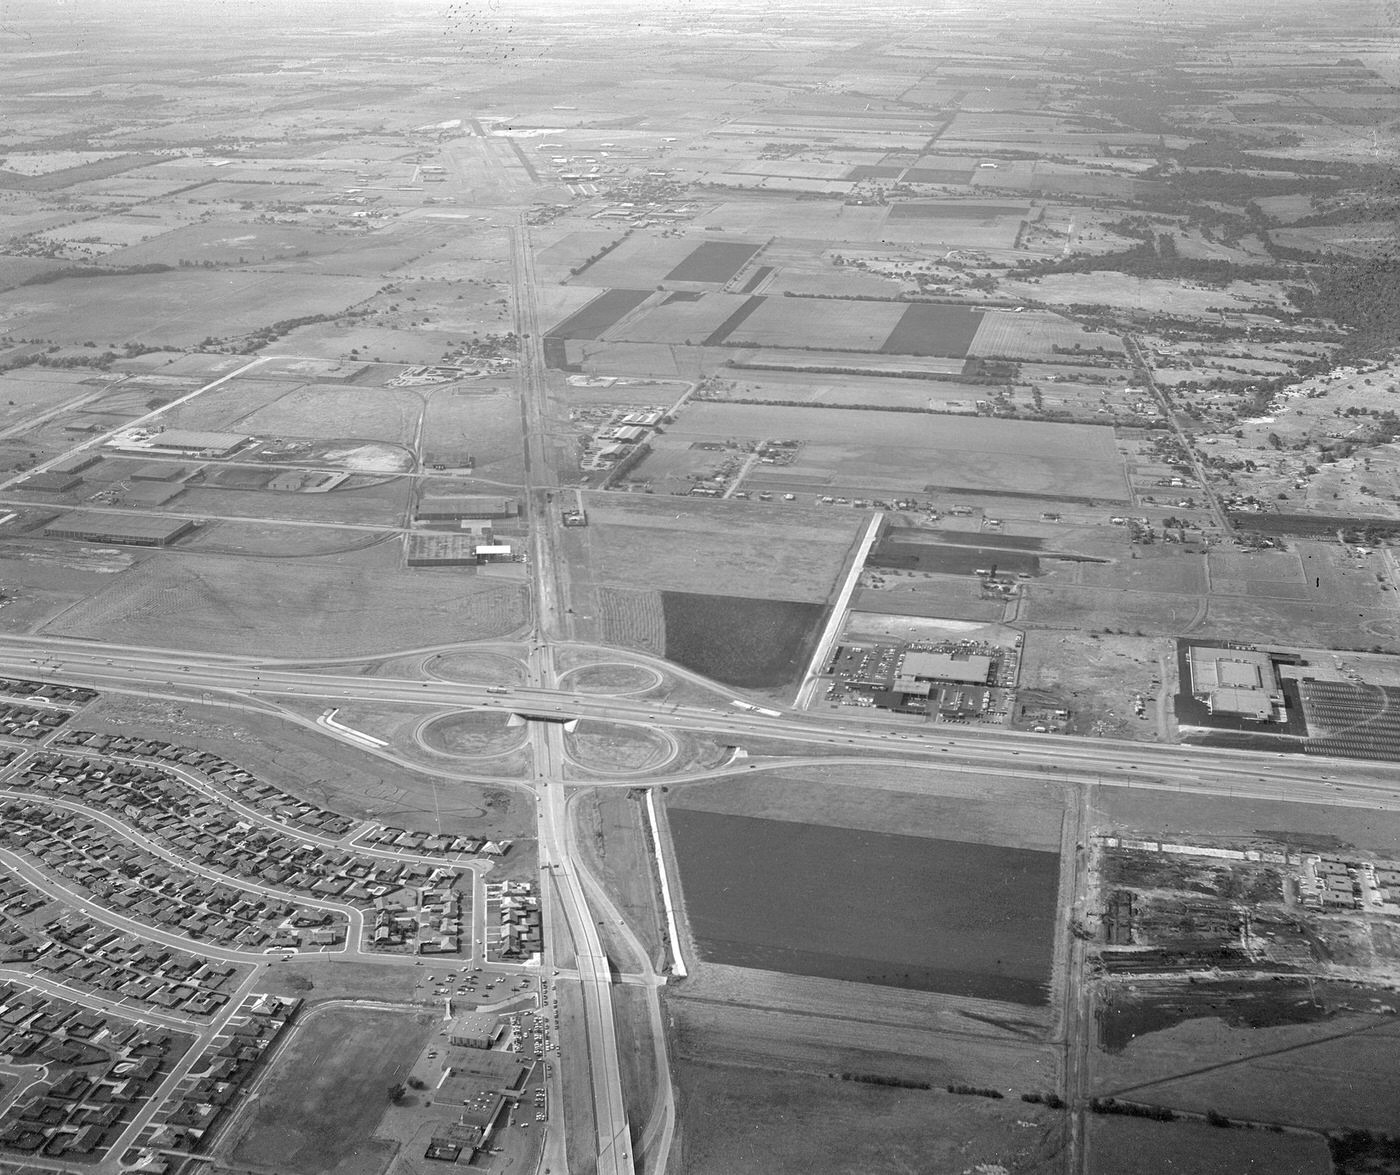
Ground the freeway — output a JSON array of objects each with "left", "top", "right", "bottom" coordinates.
[
  {"left": 509, "top": 211, "right": 637, "bottom": 1175},
  {"left": 4, "top": 638, "right": 1398, "bottom": 810}
]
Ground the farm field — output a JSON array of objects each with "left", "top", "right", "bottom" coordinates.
[
  {"left": 0, "top": 268, "right": 382, "bottom": 347},
  {"left": 663, "top": 240, "right": 762, "bottom": 284},
  {"left": 881, "top": 303, "right": 985, "bottom": 357},
  {"left": 668, "top": 806, "right": 1059, "bottom": 1003},
  {"left": 968, "top": 310, "right": 1126, "bottom": 360},
  {"left": 546, "top": 287, "right": 653, "bottom": 340},
  {"left": 725, "top": 296, "right": 905, "bottom": 352},
  {"left": 225, "top": 1006, "right": 432, "bottom": 1175},
  {"left": 607, "top": 292, "right": 755, "bottom": 345},
  {"left": 565, "top": 234, "right": 696, "bottom": 288},
  {"left": 660, "top": 591, "right": 825, "bottom": 690}
]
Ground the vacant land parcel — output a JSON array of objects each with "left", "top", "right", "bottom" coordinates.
[
  {"left": 667, "top": 765, "right": 1064, "bottom": 1004},
  {"left": 661, "top": 403, "right": 1128, "bottom": 501}
]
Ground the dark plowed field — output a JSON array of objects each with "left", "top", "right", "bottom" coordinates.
[
  {"left": 881, "top": 304, "right": 985, "bottom": 357},
  {"left": 660, "top": 591, "right": 824, "bottom": 688},
  {"left": 547, "top": 288, "right": 652, "bottom": 340},
  {"left": 665, "top": 241, "right": 761, "bottom": 284}
]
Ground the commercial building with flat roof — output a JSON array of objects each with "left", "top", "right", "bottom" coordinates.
[
  {"left": 1187, "top": 645, "right": 1284, "bottom": 721},
  {"left": 901, "top": 651, "right": 992, "bottom": 686},
  {"left": 448, "top": 1012, "right": 503, "bottom": 1050},
  {"left": 44, "top": 511, "right": 195, "bottom": 547},
  {"left": 416, "top": 495, "right": 517, "bottom": 521}
]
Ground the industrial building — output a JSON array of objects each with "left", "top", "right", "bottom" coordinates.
[
  {"left": 415, "top": 495, "right": 517, "bottom": 521},
  {"left": 406, "top": 534, "right": 511, "bottom": 566},
  {"left": 1186, "top": 645, "right": 1283, "bottom": 722},
  {"left": 44, "top": 511, "right": 195, "bottom": 547},
  {"left": 15, "top": 471, "right": 81, "bottom": 494},
  {"left": 50, "top": 454, "right": 100, "bottom": 475},
  {"left": 109, "top": 429, "right": 249, "bottom": 459}
]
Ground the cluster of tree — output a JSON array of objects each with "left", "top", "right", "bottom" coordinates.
[
  {"left": 568, "top": 231, "right": 630, "bottom": 276},
  {"left": 1089, "top": 1098, "right": 1174, "bottom": 1121},
  {"left": 1020, "top": 1092, "right": 1066, "bottom": 1108},
  {"left": 1328, "top": 1128, "right": 1400, "bottom": 1174},
  {"left": 946, "top": 1084, "right": 1004, "bottom": 1099},
  {"left": 1016, "top": 233, "right": 1292, "bottom": 285},
  {"left": 841, "top": 1073, "right": 931, "bottom": 1089},
  {"left": 1287, "top": 251, "right": 1400, "bottom": 359},
  {"left": 20, "top": 262, "right": 173, "bottom": 287}
]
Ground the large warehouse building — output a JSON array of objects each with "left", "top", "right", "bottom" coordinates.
[
  {"left": 44, "top": 511, "right": 195, "bottom": 547},
  {"left": 109, "top": 429, "right": 249, "bottom": 459},
  {"left": 415, "top": 495, "right": 518, "bottom": 521}
]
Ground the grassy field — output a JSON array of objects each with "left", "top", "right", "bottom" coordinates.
[
  {"left": 227, "top": 1007, "right": 433, "bottom": 1175},
  {"left": 1093, "top": 1010, "right": 1400, "bottom": 1134},
  {"left": 184, "top": 521, "right": 392, "bottom": 557},
  {"left": 233, "top": 384, "right": 423, "bottom": 444},
  {"left": 712, "top": 368, "right": 992, "bottom": 409},
  {"left": 564, "top": 719, "right": 674, "bottom": 772},
  {"left": 668, "top": 401, "right": 1128, "bottom": 500},
  {"left": 565, "top": 492, "right": 863, "bottom": 605},
  {"left": 673, "top": 1060, "right": 1064, "bottom": 1175},
  {"left": 427, "top": 649, "right": 526, "bottom": 686},
  {"left": 419, "top": 386, "right": 524, "bottom": 481},
  {"left": 419, "top": 710, "right": 527, "bottom": 756},
  {"left": 670, "top": 765, "right": 1065, "bottom": 852},
  {"left": 44, "top": 545, "right": 528, "bottom": 656},
  {"left": 561, "top": 663, "right": 660, "bottom": 693},
  {"left": 573, "top": 788, "right": 666, "bottom": 967},
  {"left": 168, "top": 480, "right": 410, "bottom": 526},
  {"left": 1087, "top": 1117, "right": 1329, "bottom": 1175}
]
